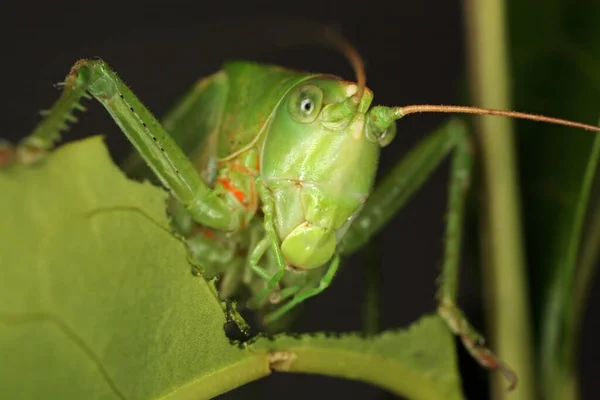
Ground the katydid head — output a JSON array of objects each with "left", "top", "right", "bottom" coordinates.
[
  {"left": 260, "top": 77, "right": 395, "bottom": 270},
  {"left": 258, "top": 25, "right": 600, "bottom": 272}
]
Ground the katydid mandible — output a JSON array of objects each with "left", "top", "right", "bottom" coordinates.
[{"left": 4, "top": 28, "right": 600, "bottom": 391}]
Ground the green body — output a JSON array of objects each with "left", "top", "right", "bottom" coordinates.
[
  {"left": 11, "top": 55, "right": 515, "bottom": 385},
  {"left": 131, "top": 61, "right": 388, "bottom": 306}
]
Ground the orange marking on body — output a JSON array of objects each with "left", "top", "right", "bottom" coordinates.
[
  {"left": 202, "top": 229, "right": 214, "bottom": 239},
  {"left": 217, "top": 177, "right": 248, "bottom": 207},
  {"left": 249, "top": 179, "right": 258, "bottom": 210},
  {"left": 231, "top": 162, "right": 254, "bottom": 175},
  {"left": 0, "top": 147, "right": 15, "bottom": 167}
]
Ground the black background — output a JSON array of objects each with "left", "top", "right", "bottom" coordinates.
[{"left": 3, "top": 1, "right": 600, "bottom": 399}]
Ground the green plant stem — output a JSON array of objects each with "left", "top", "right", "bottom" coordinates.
[
  {"left": 162, "top": 356, "right": 270, "bottom": 400},
  {"left": 573, "top": 182, "right": 600, "bottom": 349},
  {"left": 462, "top": 1, "right": 535, "bottom": 399},
  {"left": 543, "top": 136, "right": 600, "bottom": 400}
]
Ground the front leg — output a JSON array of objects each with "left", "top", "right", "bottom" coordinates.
[
  {"left": 247, "top": 177, "right": 288, "bottom": 307},
  {"left": 264, "top": 254, "right": 340, "bottom": 324},
  {"left": 17, "top": 59, "right": 241, "bottom": 231}
]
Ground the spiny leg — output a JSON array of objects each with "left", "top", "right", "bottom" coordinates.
[
  {"left": 338, "top": 118, "right": 515, "bottom": 386},
  {"left": 18, "top": 59, "right": 241, "bottom": 231},
  {"left": 121, "top": 71, "right": 227, "bottom": 184},
  {"left": 17, "top": 74, "right": 90, "bottom": 164}
]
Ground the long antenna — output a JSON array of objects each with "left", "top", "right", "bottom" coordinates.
[
  {"left": 309, "top": 23, "right": 599, "bottom": 133},
  {"left": 318, "top": 26, "right": 367, "bottom": 104},
  {"left": 393, "top": 104, "right": 600, "bottom": 132}
]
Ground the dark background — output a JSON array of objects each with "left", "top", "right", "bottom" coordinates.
[{"left": 3, "top": 1, "right": 599, "bottom": 399}]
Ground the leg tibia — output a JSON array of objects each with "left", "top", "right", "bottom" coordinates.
[
  {"left": 18, "top": 63, "right": 90, "bottom": 164},
  {"left": 81, "top": 59, "right": 203, "bottom": 205},
  {"left": 21, "top": 59, "right": 242, "bottom": 231}
]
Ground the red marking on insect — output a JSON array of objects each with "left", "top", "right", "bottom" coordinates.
[
  {"left": 202, "top": 229, "right": 215, "bottom": 239},
  {"left": 217, "top": 177, "right": 248, "bottom": 206},
  {"left": 478, "top": 354, "right": 498, "bottom": 369},
  {"left": 0, "top": 148, "right": 15, "bottom": 167}
]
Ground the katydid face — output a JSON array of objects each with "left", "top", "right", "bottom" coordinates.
[{"left": 261, "top": 78, "right": 382, "bottom": 270}]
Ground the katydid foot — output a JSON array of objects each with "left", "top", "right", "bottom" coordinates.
[{"left": 438, "top": 300, "right": 518, "bottom": 390}]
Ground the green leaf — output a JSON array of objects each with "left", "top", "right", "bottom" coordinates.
[
  {"left": 507, "top": 0, "right": 600, "bottom": 397},
  {"left": 0, "top": 137, "right": 464, "bottom": 399},
  {"left": 0, "top": 137, "right": 269, "bottom": 400}
]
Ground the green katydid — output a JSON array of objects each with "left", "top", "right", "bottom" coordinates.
[{"left": 3, "top": 28, "right": 600, "bottom": 391}]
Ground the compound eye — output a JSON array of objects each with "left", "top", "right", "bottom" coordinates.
[{"left": 288, "top": 84, "right": 323, "bottom": 123}]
